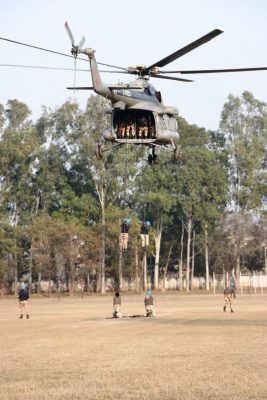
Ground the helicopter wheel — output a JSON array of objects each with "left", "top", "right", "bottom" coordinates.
[
  {"left": 174, "top": 145, "right": 181, "bottom": 160},
  {"left": 95, "top": 144, "right": 103, "bottom": 160}
]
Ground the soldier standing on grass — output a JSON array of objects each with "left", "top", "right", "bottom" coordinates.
[
  {"left": 144, "top": 291, "right": 155, "bottom": 317},
  {"left": 18, "top": 283, "right": 30, "bottom": 319},
  {"left": 113, "top": 292, "right": 122, "bottom": 318},
  {"left": 223, "top": 282, "right": 236, "bottom": 313}
]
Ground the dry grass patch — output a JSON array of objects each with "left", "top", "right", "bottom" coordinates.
[{"left": 1, "top": 294, "right": 267, "bottom": 399}]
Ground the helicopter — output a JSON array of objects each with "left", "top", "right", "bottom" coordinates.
[
  {"left": 63, "top": 23, "right": 267, "bottom": 163},
  {"left": 1, "top": 24, "right": 267, "bottom": 163}
]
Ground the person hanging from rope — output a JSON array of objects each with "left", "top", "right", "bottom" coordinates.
[
  {"left": 141, "top": 221, "right": 151, "bottom": 248},
  {"left": 119, "top": 218, "right": 131, "bottom": 252}
]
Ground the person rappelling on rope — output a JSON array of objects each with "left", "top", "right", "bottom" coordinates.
[
  {"left": 120, "top": 218, "right": 131, "bottom": 252},
  {"left": 141, "top": 221, "right": 151, "bottom": 248}
]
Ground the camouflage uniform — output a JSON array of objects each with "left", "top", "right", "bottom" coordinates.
[
  {"left": 120, "top": 220, "right": 130, "bottom": 251},
  {"left": 113, "top": 293, "right": 122, "bottom": 318},
  {"left": 141, "top": 222, "right": 150, "bottom": 248},
  {"left": 144, "top": 291, "right": 155, "bottom": 317},
  {"left": 223, "top": 285, "right": 236, "bottom": 312},
  {"left": 18, "top": 285, "right": 30, "bottom": 319}
]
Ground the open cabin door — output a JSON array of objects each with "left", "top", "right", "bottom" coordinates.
[{"left": 113, "top": 109, "right": 156, "bottom": 141}]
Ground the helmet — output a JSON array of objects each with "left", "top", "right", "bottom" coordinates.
[
  {"left": 229, "top": 282, "right": 235, "bottom": 288},
  {"left": 145, "top": 221, "right": 151, "bottom": 225},
  {"left": 126, "top": 218, "right": 131, "bottom": 225},
  {"left": 146, "top": 290, "right": 152, "bottom": 296},
  {"left": 21, "top": 283, "right": 26, "bottom": 289}
]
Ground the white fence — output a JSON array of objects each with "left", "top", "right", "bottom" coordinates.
[
  {"left": 7, "top": 272, "right": 267, "bottom": 294},
  {"left": 147, "top": 272, "right": 267, "bottom": 293}
]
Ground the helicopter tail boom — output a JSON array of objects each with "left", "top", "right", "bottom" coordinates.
[{"left": 78, "top": 47, "right": 111, "bottom": 97}]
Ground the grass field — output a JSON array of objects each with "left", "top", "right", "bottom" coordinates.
[{"left": 1, "top": 293, "right": 267, "bottom": 400}]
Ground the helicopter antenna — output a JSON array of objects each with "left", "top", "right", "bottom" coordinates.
[{"left": 64, "top": 21, "right": 85, "bottom": 91}]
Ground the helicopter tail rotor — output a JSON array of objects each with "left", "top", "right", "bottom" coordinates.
[
  {"left": 64, "top": 21, "right": 75, "bottom": 47},
  {"left": 64, "top": 21, "right": 85, "bottom": 57},
  {"left": 64, "top": 21, "right": 86, "bottom": 90}
]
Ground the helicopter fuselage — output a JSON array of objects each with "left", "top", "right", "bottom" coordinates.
[{"left": 79, "top": 47, "right": 180, "bottom": 157}]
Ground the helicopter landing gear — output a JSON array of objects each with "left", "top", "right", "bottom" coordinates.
[
  {"left": 148, "top": 147, "right": 157, "bottom": 165},
  {"left": 174, "top": 145, "right": 181, "bottom": 160},
  {"left": 95, "top": 144, "right": 103, "bottom": 160}
]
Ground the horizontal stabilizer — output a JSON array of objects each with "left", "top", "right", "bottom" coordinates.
[{"left": 67, "top": 86, "right": 94, "bottom": 90}]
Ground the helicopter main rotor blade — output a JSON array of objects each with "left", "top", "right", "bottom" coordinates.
[
  {"left": 0, "top": 36, "right": 129, "bottom": 71},
  {"left": 160, "top": 67, "right": 267, "bottom": 74},
  {"left": 144, "top": 29, "right": 223, "bottom": 73},
  {"left": 67, "top": 85, "right": 142, "bottom": 90},
  {"left": 150, "top": 73, "right": 194, "bottom": 82}
]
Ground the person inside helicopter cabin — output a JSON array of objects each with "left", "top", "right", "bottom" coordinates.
[
  {"left": 141, "top": 221, "right": 151, "bottom": 248},
  {"left": 118, "top": 121, "right": 126, "bottom": 138},
  {"left": 138, "top": 115, "right": 148, "bottom": 139},
  {"left": 144, "top": 290, "right": 155, "bottom": 317},
  {"left": 113, "top": 291, "right": 122, "bottom": 318},
  {"left": 126, "top": 120, "right": 136, "bottom": 138},
  {"left": 223, "top": 282, "right": 236, "bottom": 313},
  {"left": 120, "top": 218, "right": 131, "bottom": 252}
]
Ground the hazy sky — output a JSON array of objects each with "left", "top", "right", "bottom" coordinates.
[{"left": 1, "top": 0, "right": 267, "bottom": 130}]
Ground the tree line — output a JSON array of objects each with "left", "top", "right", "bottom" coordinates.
[{"left": 0, "top": 91, "right": 266, "bottom": 294}]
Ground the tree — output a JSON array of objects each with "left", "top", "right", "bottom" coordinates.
[
  {"left": 173, "top": 117, "right": 228, "bottom": 290},
  {"left": 219, "top": 91, "right": 267, "bottom": 281},
  {"left": 135, "top": 154, "right": 176, "bottom": 290}
]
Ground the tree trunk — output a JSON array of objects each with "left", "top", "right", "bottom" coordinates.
[
  {"left": 235, "top": 252, "right": 241, "bottom": 287},
  {"left": 48, "top": 271, "right": 52, "bottom": 297},
  {"left": 38, "top": 272, "right": 41, "bottom": 295},
  {"left": 135, "top": 243, "right": 140, "bottom": 293},
  {"left": 232, "top": 238, "right": 241, "bottom": 287},
  {"left": 143, "top": 250, "right": 147, "bottom": 291},
  {"left": 118, "top": 247, "right": 123, "bottom": 291},
  {"left": 28, "top": 241, "right": 33, "bottom": 294},
  {"left": 96, "top": 271, "right": 101, "bottom": 292},
  {"left": 162, "top": 241, "right": 173, "bottom": 292},
  {"left": 68, "top": 271, "right": 72, "bottom": 297},
  {"left": 204, "top": 226, "right": 210, "bottom": 291},
  {"left": 186, "top": 217, "right": 192, "bottom": 292},
  {"left": 264, "top": 244, "right": 267, "bottom": 276},
  {"left": 191, "top": 230, "right": 195, "bottom": 290},
  {"left": 14, "top": 253, "right": 18, "bottom": 296},
  {"left": 87, "top": 272, "right": 90, "bottom": 293},
  {"left": 179, "top": 221, "right": 184, "bottom": 291},
  {"left": 154, "top": 218, "right": 163, "bottom": 291},
  {"left": 99, "top": 185, "right": 106, "bottom": 294}
]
